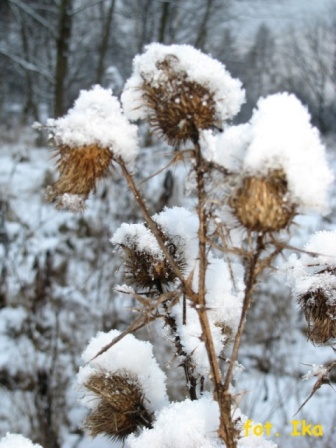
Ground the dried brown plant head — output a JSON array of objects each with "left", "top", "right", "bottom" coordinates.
[
  {"left": 46, "top": 143, "right": 113, "bottom": 209},
  {"left": 229, "top": 169, "right": 295, "bottom": 232},
  {"left": 118, "top": 229, "right": 186, "bottom": 292},
  {"left": 84, "top": 370, "right": 153, "bottom": 441},
  {"left": 142, "top": 55, "right": 218, "bottom": 145},
  {"left": 299, "top": 268, "right": 336, "bottom": 344}
]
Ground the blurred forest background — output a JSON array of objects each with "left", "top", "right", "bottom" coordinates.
[
  {"left": 2, "top": 0, "right": 336, "bottom": 132},
  {"left": 1, "top": 1, "right": 336, "bottom": 448}
]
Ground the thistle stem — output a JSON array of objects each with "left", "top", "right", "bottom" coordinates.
[
  {"left": 118, "top": 159, "right": 194, "bottom": 296},
  {"left": 118, "top": 159, "right": 200, "bottom": 399},
  {"left": 223, "top": 234, "right": 264, "bottom": 391},
  {"left": 193, "top": 143, "right": 222, "bottom": 389}
]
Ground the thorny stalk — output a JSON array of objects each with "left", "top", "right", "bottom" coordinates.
[
  {"left": 217, "top": 234, "right": 266, "bottom": 448},
  {"left": 193, "top": 142, "right": 222, "bottom": 389},
  {"left": 194, "top": 141, "right": 238, "bottom": 448},
  {"left": 118, "top": 159, "right": 201, "bottom": 400},
  {"left": 156, "top": 280, "right": 199, "bottom": 401},
  {"left": 118, "top": 159, "right": 193, "bottom": 293},
  {"left": 119, "top": 146, "right": 245, "bottom": 447}
]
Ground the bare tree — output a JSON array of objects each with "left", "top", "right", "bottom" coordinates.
[{"left": 280, "top": 11, "right": 336, "bottom": 133}]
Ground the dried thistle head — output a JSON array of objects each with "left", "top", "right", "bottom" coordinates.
[
  {"left": 84, "top": 370, "right": 153, "bottom": 441},
  {"left": 46, "top": 143, "right": 113, "bottom": 210},
  {"left": 141, "top": 55, "right": 218, "bottom": 145},
  {"left": 42, "top": 85, "right": 139, "bottom": 211},
  {"left": 299, "top": 268, "right": 336, "bottom": 344},
  {"left": 229, "top": 170, "right": 295, "bottom": 232},
  {"left": 118, "top": 228, "right": 186, "bottom": 292}
]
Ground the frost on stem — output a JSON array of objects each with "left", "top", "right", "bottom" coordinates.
[
  {"left": 289, "top": 231, "right": 336, "bottom": 344},
  {"left": 122, "top": 43, "right": 245, "bottom": 145},
  {"left": 43, "top": 85, "right": 139, "bottom": 210}
]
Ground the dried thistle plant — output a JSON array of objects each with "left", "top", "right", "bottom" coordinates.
[
  {"left": 84, "top": 370, "right": 153, "bottom": 441},
  {"left": 116, "top": 228, "right": 187, "bottom": 292},
  {"left": 141, "top": 55, "right": 218, "bottom": 145},
  {"left": 299, "top": 268, "right": 336, "bottom": 344},
  {"left": 46, "top": 143, "right": 113, "bottom": 208},
  {"left": 229, "top": 169, "right": 295, "bottom": 232}
]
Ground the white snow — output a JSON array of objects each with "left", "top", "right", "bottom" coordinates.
[
  {"left": 77, "top": 329, "right": 168, "bottom": 413},
  {"left": 46, "top": 85, "right": 139, "bottom": 164},
  {"left": 127, "top": 395, "right": 223, "bottom": 448},
  {"left": 302, "top": 363, "right": 328, "bottom": 380},
  {"left": 52, "top": 193, "right": 86, "bottom": 212},
  {"left": 172, "top": 256, "right": 244, "bottom": 376},
  {"left": 301, "top": 230, "right": 336, "bottom": 266},
  {"left": 0, "top": 433, "right": 43, "bottom": 448},
  {"left": 238, "top": 436, "right": 277, "bottom": 448},
  {"left": 122, "top": 43, "right": 245, "bottom": 125},
  {"left": 153, "top": 206, "right": 199, "bottom": 273},
  {"left": 200, "top": 125, "right": 251, "bottom": 172},
  {"left": 288, "top": 230, "right": 336, "bottom": 301},
  {"left": 111, "top": 222, "right": 163, "bottom": 258}
]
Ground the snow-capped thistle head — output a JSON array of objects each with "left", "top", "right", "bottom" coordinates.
[
  {"left": 111, "top": 222, "right": 186, "bottom": 292},
  {"left": 122, "top": 43, "right": 245, "bottom": 145},
  {"left": 83, "top": 370, "right": 153, "bottom": 441},
  {"left": 44, "top": 85, "right": 138, "bottom": 211},
  {"left": 77, "top": 329, "right": 168, "bottom": 419},
  {"left": 289, "top": 231, "right": 336, "bottom": 344},
  {"left": 229, "top": 169, "right": 295, "bottom": 232},
  {"left": 45, "top": 143, "right": 113, "bottom": 210},
  {"left": 242, "top": 93, "right": 333, "bottom": 214},
  {"left": 201, "top": 93, "right": 333, "bottom": 228}
]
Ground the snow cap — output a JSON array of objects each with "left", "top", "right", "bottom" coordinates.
[
  {"left": 47, "top": 85, "right": 139, "bottom": 164},
  {"left": 122, "top": 43, "right": 245, "bottom": 126},
  {"left": 77, "top": 329, "right": 168, "bottom": 413}
]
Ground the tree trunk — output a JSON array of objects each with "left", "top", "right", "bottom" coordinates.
[
  {"left": 96, "top": 0, "right": 116, "bottom": 84},
  {"left": 54, "top": 0, "right": 72, "bottom": 118},
  {"left": 158, "top": 1, "right": 170, "bottom": 43},
  {"left": 194, "top": 0, "right": 214, "bottom": 50}
]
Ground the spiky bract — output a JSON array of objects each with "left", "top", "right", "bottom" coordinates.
[
  {"left": 46, "top": 144, "right": 113, "bottom": 209},
  {"left": 84, "top": 371, "right": 153, "bottom": 441},
  {"left": 229, "top": 170, "right": 295, "bottom": 232},
  {"left": 299, "top": 268, "right": 336, "bottom": 344},
  {"left": 142, "top": 56, "right": 218, "bottom": 145},
  {"left": 118, "top": 229, "right": 186, "bottom": 292}
]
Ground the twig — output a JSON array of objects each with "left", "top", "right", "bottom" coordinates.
[
  {"left": 90, "top": 290, "right": 179, "bottom": 361},
  {"left": 294, "top": 360, "right": 336, "bottom": 416}
]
